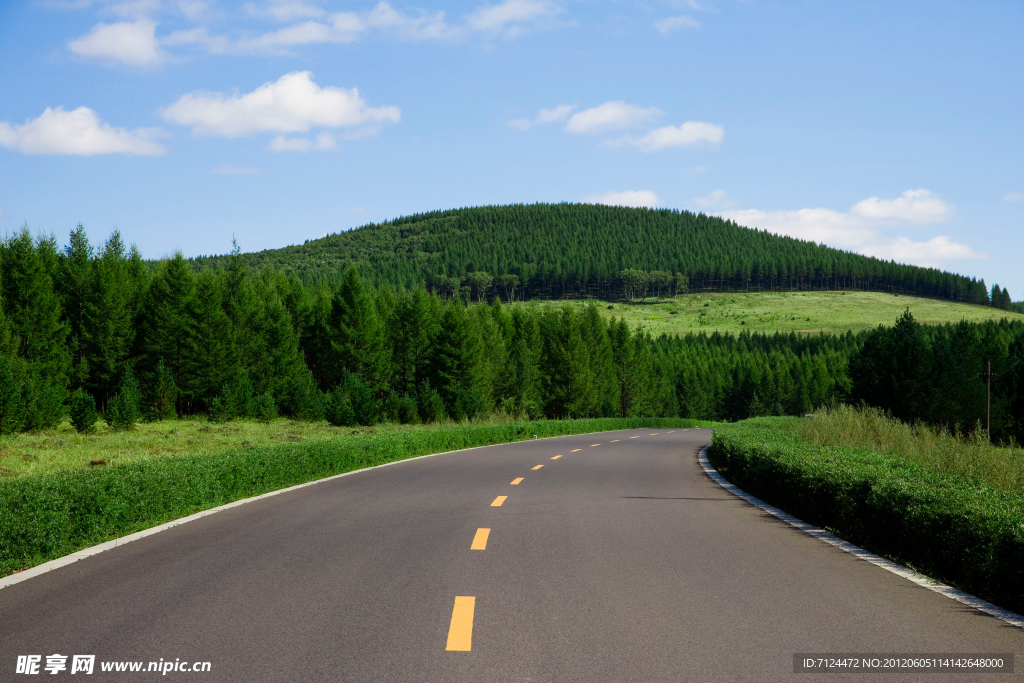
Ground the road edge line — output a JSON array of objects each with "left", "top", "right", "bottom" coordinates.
[
  {"left": 0, "top": 425, "right": 692, "bottom": 591},
  {"left": 698, "top": 445, "right": 1024, "bottom": 630}
]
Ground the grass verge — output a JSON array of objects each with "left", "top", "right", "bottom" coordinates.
[
  {"left": 0, "top": 417, "right": 711, "bottom": 578},
  {"left": 709, "top": 418, "right": 1024, "bottom": 614}
]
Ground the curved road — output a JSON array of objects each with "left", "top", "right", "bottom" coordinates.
[{"left": 2, "top": 428, "right": 1021, "bottom": 681}]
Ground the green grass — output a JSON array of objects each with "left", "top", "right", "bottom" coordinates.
[
  {"left": 0, "top": 416, "right": 713, "bottom": 578},
  {"left": 710, "top": 418, "right": 1024, "bottom": 615},
  {"left": 522, "top": 291, "right": 1024, "bottom": 336},
  {"left": 783, "top": 404, "right": 1024, "bottom": 493},
  {"left": 0, "top": 416, "right": 466, "bottom": 478}
]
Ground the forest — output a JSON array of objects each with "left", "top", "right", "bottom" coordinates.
[
  {"left": 1, "top": 223, "right": 1022, "bottom": 443},
  {"left": 191, "top": 204, "right": 1008, "bottom": 306}
]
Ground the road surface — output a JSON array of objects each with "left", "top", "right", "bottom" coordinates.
[{"left": 2, "top": 428, "right": 1021, "bottom": 681}]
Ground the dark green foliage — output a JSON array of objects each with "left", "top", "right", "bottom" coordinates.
[
  {"left": 324, "top": 384, "right": 357, "bottom": 427},
  {"left": 209, "top": 385, "right": 235, "bottom": 423},
  {"left": 345, "top": 372, "right": 379, "bottom": 426},
  {"left": 254, "top": 391, "right": 277, "bottom": 423},
  {"left": 417, "top": 380, "right": 446, "bottom": 423},
  {"left": 0, "top": 356, "right": 24, "bottom": 435},
  {"left": 710, "top": 419, "right": 1024, "bottom": 614},
  {"left": 69, "top": 389, "right": 98, "bottom": 434},
  {"left": 22, "top": 376, "right": 64, "bottom": 432},
  {"left": 190, "top": 204, "right": 991, "bottom": 305},
  {"left": 280, "top": 373, "right": 325, "bottom": 421},
  {"left": 0, "top": 417, "right": 712, "bottom": 578},
  {"left": 147, "top": 359, "right": 178, "bottom": 421},
  {"left": 106, "top": 367, "right": 142, "bottom": 431}
]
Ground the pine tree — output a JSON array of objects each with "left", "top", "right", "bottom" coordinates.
[
  {"left": 59, "top": 224, "right": 94, "bottom": 387},
  {"left": 182, "top": 270, "right": 238, "bottom": 406},
  {"left": 106, "top": 366, "right": 142, "bottom": 431},
  {"left": 69, "top": 388, "right": 98, "bottom": 434},
  {"left": 84, "top": 231, "right": 135, "bottom": 407},
  {"left": 0, "top": 228, "right": 71, "bottom": 391},
  {"left": 330, "top": 268, "right": 390, "bottom": 394},
  {"left": 136, "top": 252, "right": 195, "bottom": 402},
  {"left": 148, "top": 359, "right": 179, "bottom": 421}
]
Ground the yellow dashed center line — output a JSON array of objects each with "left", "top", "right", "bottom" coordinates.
[
  {"left": 531, "top": 464, "right": 544, "bottom": 470},
  {"left": 446, "top": 596, "right": 475, "bottom": 651},
  {"left": 610, "top": 439, "right": 620, "bottom": 442},
  {"left": 649, "top": 433, "right": 659, "bottom": 435},
  {"left": 590, "top": 443, "right": 600, "bottom": 447},
  {"left": 471, "top": 528, "right": 490, "bottom": 550},
  {"left": 630, "top": 436, "right": 640, "bottom": 439},
  {"left": 510, "top": 477, "right": 524, "bottom": 485},
  {"left": 551, "top": 455, "right": 562, "bottom": 460},
  {"left": 570, "top": 448, "right": 582, "bottom": 452},
  {"left": 667, "top": 431, "right": 675, "bottom": 433},
  {"left": 491, "top": 496, "right": 507, "bottom": 507}
]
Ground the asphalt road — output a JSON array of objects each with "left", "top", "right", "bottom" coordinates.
[{"left": 2, "top": 428, "right": 1022, "bottom": 681}]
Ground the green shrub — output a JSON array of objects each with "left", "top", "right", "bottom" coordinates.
[
  {"left": 147, "top": 359, "right": 178, "bottom": 421},
  {"left": 710, "top": 419, "right": 1024, "bottom": 615},
  {"left": 106, "top": 367, "right": 142, "bottom": 432},
  {"left": 21, "top": 376, "right": 62, "bottom": 432},
  {"left": 254, "top": 391, "right": 277, "bottom": 423},
  {"left": 417, "top": 380, "right": 445, "bottom": 423},
  {"left": 69, "top": 389, "right": 98, "bottom": 434}
]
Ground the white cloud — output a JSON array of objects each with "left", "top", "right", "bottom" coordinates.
[
  {"left": 245, "top": 0, "right": 325, "bottom": 21},
  {"left": 582, "top": 190, "right": 660, "bottom": 208},
  {"left": 720, "top": 190, "right": 982, "bottom": 268},
  {"left": 68, "top": 19, "right": 168, "bottom": 66},
  {"left": 508, "top": 103, "right": 575, "bottom": 131},
  {"left": 0, "top": 106, "right": 166, "bottom": 156},
  {"left": 268, "top": 132, "right": 337, "bottom": 151},
  {"left": 1004, "top": 191, "right": 1024, "bottom": 202},
  {"left": 105, "top": 0, "right": 161, "bottom": 19},
  {"left": 467, "top": 0, "right": 560, "bottom": 36},
  {"left": 161, "top": 71, "right": 400, "bottom": 138},
  {"left": 609, "top": 121, "right": 723, "bottom": 151},
  {"left": 212, "top": 164, "right": 260, "bottom": 174},
  {"left": 654, "top": 15, "right": 700, "bottom": 34},
  {"left": 848, "top": 189, "right": 951, "bottom": 224},
  {"left": 565, "top": 101, "right": 662, "bottom": 134},
  {"left": 234, "top": 1, "right": 459, "bottom": 51}
]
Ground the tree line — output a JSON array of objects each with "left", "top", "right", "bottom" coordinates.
[
  {"left": 0, "top": 225, "right": 1020, "bottom": 442},
  {"left": 191, "top": 204, "right": 1002, "bottom": 306}
]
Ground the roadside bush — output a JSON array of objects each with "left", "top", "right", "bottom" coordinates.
[{"left": 710, "top": 419, "right": 1024, "bottom": 615}]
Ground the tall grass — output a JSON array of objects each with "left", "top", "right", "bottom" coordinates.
[{"left": 783, "top": 404, "right": 1024, "bottom": 493}]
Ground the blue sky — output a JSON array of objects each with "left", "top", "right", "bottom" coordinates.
[{"left": 0, "top": 0, "right": 1021, "bottom": 295}]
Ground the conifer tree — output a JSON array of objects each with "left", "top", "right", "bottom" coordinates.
[
  {"left": 0, "top": 228, "right": 71, "bottom": 391},
  {"left": 330, "top": 268, "right": 390, "bottom": 394},
  {"left": 106, "top": 366, "right": 142, "bottom": 431},
  {"left": 148, "top": 359, "right": 179, "bottom": 421},
  {"left": 69, "top": 388, "right": 98, "bottom": 433},
  {"left": 59, "top": 224, "right": 93, "bottom": 387},
  {"left": 136, "top": 252, "right": 195, "bottom": 399},
  {"left": 182, "top": 270, "right": 238, "bottom": 406},
  {"left": 84, "top": 231, "right": 135, "bottom": 406},
  {"left": 0, "top": 354, "right": 24, "bottom": 434}
]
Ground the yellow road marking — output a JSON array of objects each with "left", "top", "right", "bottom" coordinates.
[
  {"left": 445, "top": 596, "right": 475, "bottom": 651},
  {"left": 531, "top": 464, "right": 544, "bottom": 470},
  {"left": 551, "top": 455, "right": 562, "bottom": 460},
  {"left": 570, "top": 448, "right": 582, "bottom": 452},
  {"left": 471, "top": 528, "right": 490, "bottom": 550},
  {"left": 650, "top": 433, "right": 659, "bottom": 435},
  {"left": 610, "top": 439, "right": 620, "bottom": 442},
  {"left": 491, "top": 496, "right": 507, "bottom": 507},
  {"left": 510, "top": 477, "right": 524, "bottom": 485},
  {"left": 630, "top": 436, "right": 640, "bottom": 439},
  {"left": 667, "top": 431, "right": 675, "bottom": 433},
  {"left": 590, "top": 443, "right": 600, "bottom": 447}
]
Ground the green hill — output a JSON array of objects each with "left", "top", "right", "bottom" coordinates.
[{"left": 191, "top": 203, "right": 993, "bottom": 305}]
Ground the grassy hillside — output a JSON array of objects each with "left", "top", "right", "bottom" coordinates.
[
  {"left": 191, "top": 204, "right": 991, "bottom": 305},
  {"left": 523, "top": 291, "right": 1024, "bottom": 336}
]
